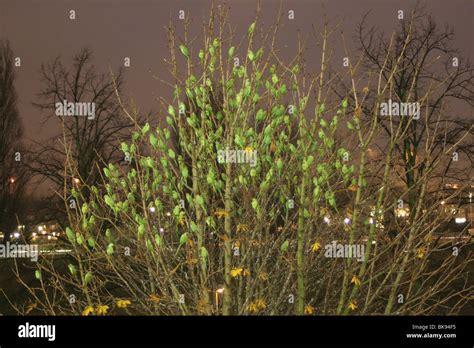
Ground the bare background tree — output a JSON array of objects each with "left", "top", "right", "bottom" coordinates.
[
  {"left": 0, "top": 39, "right": 28, "bottom": 241},
  {"left": 28, "top": 48, "right": 134, "bottom": 226},
  {"left": 355, "top": 4, "right": 474, "bottom": 214}
]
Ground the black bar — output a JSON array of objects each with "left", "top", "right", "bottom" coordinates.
[{"left": 0, "top": 316, "right": 472, "bottom": 346}]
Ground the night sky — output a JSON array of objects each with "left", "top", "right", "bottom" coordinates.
[
  {"left": 0, "top": 0, "right": 472, "bottom": 198},
  {"left": 1, "top": 0, "right": 472, "bottom": 142}
]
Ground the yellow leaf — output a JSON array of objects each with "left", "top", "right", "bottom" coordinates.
[
  {"left": 178, "top": 212, "right": 186, "bottom": 225},
  {"left": 251, "top": 239, "right": 261, "bottom": 246},
  {"left": 187, "top": 257, "right": 198, "bottom": 265},
  {"left": 348, "top": 301, "right": 358, "bottom": 311},
  {"left": 255, "top": 298, "right": 266, "bottom": 310},
  {"left": 258, "top": 272, "right": 269, "bottom": 281},
  {"left": 236, "top": 224, "right": 249, "bottom": 233},
  {"left": 149, "top": 294, "right": 161, "bottom": 304},
  {"left": 244, "top": 146, "right": 254, "bottom": 154},
  {"left": 82, "top": 306, "right": 94, "bottom": 316},
  {"left": 247, "top": 303, "right": 258, "bottom": 314},
  {"left": 311, "top": 241, "right": 321, "bottom": 252},
  {"left": 248, "top": 298, "right": 267, "bottom": 313},
  {"left": 348, "top": 184, "right": 358, "bottom": 192},
  {"left": 242, "top": 268, "right": 251, "bottom": 277},
  {"left": 351, "top": 275, "right": 361, "bottom": 287},
  {"left": 116, "top": 299, "right": 131, "bottom": 308},
  {"left": 95, "top": 304, "right": 109, "bottom": 316},
  {"left": 304, "top": 305, "right": 315, "bottom": 315},
  {"left": 354, "top": 107, "right": 362, "bottom": 118},
  {"left": 362, "top": 86, "right": 369, "bottom": 94},
  {"left": 230, "top": 268, "right": 243, "bottom": 277},
  {"left": 214, "top": 209, "right": 230, "bottom": 219},
  {"left": 416, "top": 247, "right": 426, "bottom": 259},
  {"left": 219, "top": 234, "right": 230, "bottom": 242}
]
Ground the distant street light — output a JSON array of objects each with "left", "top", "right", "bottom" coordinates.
[{"left": 215, "top": 287, "right": 225, "bottom": 314}]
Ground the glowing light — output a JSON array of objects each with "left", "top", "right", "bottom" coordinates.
[
  {"left": 12, "top": 232, "right": 20, "bottom": 239},
  {"left": 73, "top": 178, "right": 80, "bottom": 185},
  {"left": 166, "top": 212, "right": 171, "bottom": 217},
  {"left": 215, "top": 287, "right": 225, "bottom": 312},
  {"left": 149, "top": 207, "right": 156, "bottom": 213},
  {"left": 159, "top": 227, "right": 164, "bottom": 233},
  {"left": 344, "top": 217, "right": 351, "bottom": 224},
  {"left": 9, "top": 177, "right": 15, "bottom": 184},
  {"left": 323, "top": 216, "right": 330, "bottom": 224},
  {"left": 455, "top": 217, "right": 466, "bottom": 224},
  {"left": 395, "top": 207, "right": 409, "bottom": 218},
  {"left": 441, "top": 201, "right": 445, "bottom": 205}
]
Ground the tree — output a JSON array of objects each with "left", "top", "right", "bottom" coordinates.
[
  {"left": 0, "top": 39, "right": 27, "bottom": 241},
  {"left": 15, "top": 4, "right": 472, "bottom": 316},
  {"left": 334, "top": 4, "right": 474, "bottom": 314},
  {"left": 355, "top": 5, "right": 473, "bottom": 215},
  {"left": 29, "top": 48, "right": 134, "bottom": 225}
]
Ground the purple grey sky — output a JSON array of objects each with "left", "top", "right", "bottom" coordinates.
[{"left": 0, "top": 0, "right": 472, "bottom": 144}]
